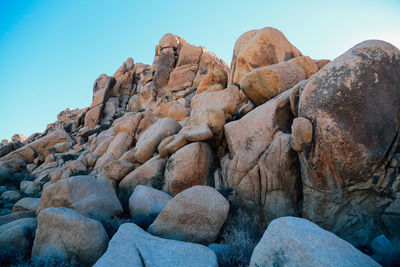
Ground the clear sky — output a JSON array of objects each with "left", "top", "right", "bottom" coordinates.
[{"left": 0, "top": 0, "right": 399, "bottom": 140}]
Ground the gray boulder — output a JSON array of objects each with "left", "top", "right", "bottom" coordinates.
[
  {"left": 94, "top": 223, "right": 218, "bottom": 267},
  {"left": 13, "top": 197, "right": 40, "bottom": 212},
  {"left": 32, "top": 207, "right": 109, "bottom": 266},
  {"left": 0, "top": 218, "right": 37, "bottom": 259},
  {"left": 249, "top": 217, "right": 380, "bottom": 267},
  {"left": 129, "top": 185, "right": 172, "bottom": 228},
  {"left": 37, "top": 175, "right": 123, "bottom": 221}
]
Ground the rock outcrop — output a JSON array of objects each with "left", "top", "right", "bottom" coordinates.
[
  {"left": 297, "top": 40, "right": 400, "bottom": 246},
  {"left": 32, "top": 207, "right": 109, "bottom": 266},
  {"left": 163, "top": 142, "right": 214, "bottom": 196},
  {"left": 222, "top": 89, "right": 301, "bottom": 221},
  {"left": 1, "top": 26, "right": 399, "bottom": 267}
]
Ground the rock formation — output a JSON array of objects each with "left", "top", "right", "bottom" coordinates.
[{"left": 1, "top": 27, "right": 398, "bottom": 266}]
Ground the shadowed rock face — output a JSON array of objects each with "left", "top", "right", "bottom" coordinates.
[{"left": 298, "top": 40, "right": 400, "bottom": 246}]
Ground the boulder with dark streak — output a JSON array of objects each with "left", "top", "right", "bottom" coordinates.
[{"left": 296, "top": 40, "right": 400, "bottom": 246}]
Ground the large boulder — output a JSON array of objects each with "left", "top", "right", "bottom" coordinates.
[
  {"left": 94, "top": 223, "right": 218, "bottom": 267},
  {"left": 228, "top": 27, "right": 302, "bottom": 86},
  {"left": 163, "top": 142, "right": 214, "bottom": 196},
  {"left": 135, "top": 118, "right": 181, "bottom": 163},
  {"left": 37, "top": 175, "right": 123, "bottom": 221},
  {"left": 223, "top": 88, "right": 301, "bottom": 221},
  {"left": 240, "top": 61, "right": 305, "bottom": 106},
  {"left": 297, "top": 40, "right": 400, "bottom": 246},
  {"left": 148, "top": 186, "right": 229, "bottom": 244},
  {"left": 249, "top": 217, "right": 380, "bottom": 267},
  {"left": 190, "top": 86, "right": 240, "bottom": 121},
  {"left": 129, "top": 185, "right": 172, "bottom": 228},
  {"left": 0, "top": 218, "right": 37, "bottom": 260},
  {"left": 32, "top": 207, "right": 109, "bottom": 266}
]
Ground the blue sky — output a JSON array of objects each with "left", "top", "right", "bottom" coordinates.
[{"left": 0, "top": 0, "right": 399, "bottom": 140}]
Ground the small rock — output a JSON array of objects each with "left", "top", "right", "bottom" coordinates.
[
  {"left": 13, "top": 197, "right": 40, "bottom": 213},
  {"left": 240, "top": 61, "right": 305, "bottom": 106},
  {"left": 103, "top": 160, "right": 134, "bottom": 182},
  {"left": 20, "top": 181, "right": 41, "bottom": 196},
  {"left": 290, "top": 117, "right": 313, "bottom": 152},
  {"left": 79, "top": 126, "right": 95, "bottom": 137},
  {"left": 11, "top": 133, "right": 27, "bottom": 142},
  {"left": 1, "top": 190, "right": 23, "bottom": 203},
  {"left": 180, "top": 124, "right": 213, "bottom": 142},
  {"left": 119, "top": 156, "right": 167, "bottom": 200}
]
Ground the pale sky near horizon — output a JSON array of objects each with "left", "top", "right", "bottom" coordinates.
[{"left": 0, "top": 0, "right": 399, "bottom": 140}]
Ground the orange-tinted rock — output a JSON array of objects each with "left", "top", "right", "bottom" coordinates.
[
  {"left": 167, "top": 64, "right": 197, "bottom": 92},
  {"left": 313, "top": 59, "right": 331, "bottom": 70},
  {"left": 196, "top": 69, "right": 227, "bottom": 95},
  {"left": 229, "top": 27, "right": 302, "bottom": 86},
  {"left": 191, "top": 86, "right": 240, "bottom": 121},
  {"left": 167, "top": 103, "right": 190, "bottom": 121},
  {"left": 163, "top": 142, "right": 214, "bottom": 196},
  {"left": 290, "top": 117, "right": 313, "bottom": 152},
  {"left": 193, "top": 51, "right": 229, "bottom": 89},
  {"left": 289, "top": 56, "right": 319, "bottom": 78},
  {"left": 240, "top": 61, "right": 305, "bottom": 106},
  {"left": 298, "top": 40, "right": 400, "bottom": 246},
  {"left": 135, "top": 118, "right": 181, "bottom": 163},
  {"left": 84, "top": 104, "right": 103, "bottom": 128},
  {"left": 176, "top": 43, "right": 203, "bottom": 67}
]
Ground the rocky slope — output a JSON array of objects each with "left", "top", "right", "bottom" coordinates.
[{"left": 0, "top": 27, "right": 399, "bottom": 266}]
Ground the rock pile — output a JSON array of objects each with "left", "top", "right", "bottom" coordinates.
[{"left": 1, "top": 27, "right": 399, "bottom": 266}]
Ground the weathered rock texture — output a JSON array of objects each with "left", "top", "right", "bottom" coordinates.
[
  {"left": 148, "top": 186, "right": 229, "bottom": 244},
  {"left": 297, "top": 40, "right": 400, "bottom": 246},
  {"left": 223, "top": 89, "right": 301, "bottom": 221},
  {"left": 229, "top": 27, "right": 302, "bottom": 86},
  {"left": 94, "top": 223, "right": 218, "bottom": 267},
  {"left": 250, "top": 217, "right": 380, "bottom": 267},
  {"left": 32, "top": 207, "right": 109, "bottom": 266},
  {"left": 37, "top": 175, "right": 123, "bottom": 221},
  {"left": 1, "top": 26, "right": 400, "bottom": 265}
]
